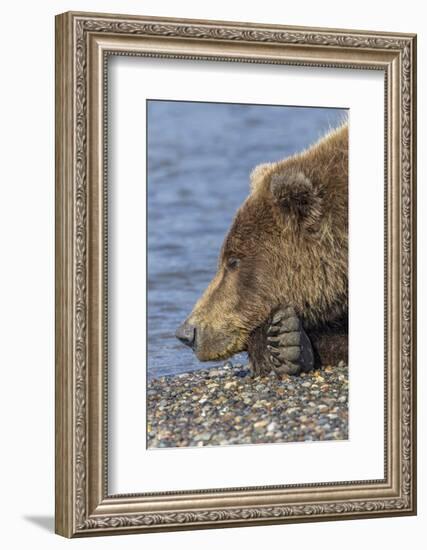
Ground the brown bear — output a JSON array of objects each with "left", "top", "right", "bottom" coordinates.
[{"left": 176, "top": 123, "right": 348, "bottom": 376}]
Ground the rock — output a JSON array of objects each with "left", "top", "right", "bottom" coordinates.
[
  {"left": 253, "top": 400, "right": 268, "bottom": 409},
  {"left": 209, "top": 369, "right": 221, "bottom": 377},
  {"left": 235, "top": 369, "right": 249, "bottom": 378},
  {"left": 194, "top": 433, "right": 211, "bottom": 442},
  {"left": 254, "top": 420, "right": 269, "bottom": 429}
]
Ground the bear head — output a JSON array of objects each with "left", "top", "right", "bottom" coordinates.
[{"left": 176, "top": 125, "right": 348, "bottom": 362}]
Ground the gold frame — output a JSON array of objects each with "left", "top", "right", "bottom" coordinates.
[{"left": 55, "top": 11, "right": 417, "bottom": 537}]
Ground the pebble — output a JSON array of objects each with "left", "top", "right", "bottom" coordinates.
[
  {"left": 147, "top": 362, "right": 348, "bottom": 448},
  {"left": 254, "top": 420, "right": 269, "bottom": 429},
  {"left": 235, "top": 369, "right": 249, "bottom": 378},
  {"left": 209, "top": 369, "right": 221, "bottom": 377},
  {"left": 194, "top": 433, "right": 211, "bottom": 442}
]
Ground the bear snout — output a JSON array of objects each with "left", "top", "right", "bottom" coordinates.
[
  {"left": 175, "top": 320, "right": 196, "bottom": 349},
  {"left": 175, "top": 317, "right": 244, "bottom": 361}
]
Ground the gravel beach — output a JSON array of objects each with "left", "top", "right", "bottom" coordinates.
[{"left": 147, "top": 362, "right": 348, "bottom": 448}]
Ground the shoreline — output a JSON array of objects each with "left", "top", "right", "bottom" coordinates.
[{"left": 147, "top": 361, "right": 348, "bottom": 448}]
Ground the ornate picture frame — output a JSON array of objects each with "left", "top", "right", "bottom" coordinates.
[{"left": 55, "top": 11, "right": 417, "bottom": 537}]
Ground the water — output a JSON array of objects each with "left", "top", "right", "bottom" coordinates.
[{"left": 147, "top": 100, "right": 347, "bottom": 379}]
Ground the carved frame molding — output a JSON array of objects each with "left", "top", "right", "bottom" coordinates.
[{"left": 55, "top": 11, "right": 416, "bottom": 537}]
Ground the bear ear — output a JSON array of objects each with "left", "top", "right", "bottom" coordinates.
[
  {"left": 250, "top": 163, "right": 272, "bottom": 192},
  {"left": 269, "top": 168, "right": 321, "bottom": 229}
]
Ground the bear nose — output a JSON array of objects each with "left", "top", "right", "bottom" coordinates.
[{"left": 175, "top": 321, "right": 196, "bottom": 348}]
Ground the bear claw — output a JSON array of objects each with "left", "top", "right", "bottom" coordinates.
[
  {"left": 248, "top": 306, "right": 314, "bottom": 376},
  {"left": 268, "top": 331, "right": 301, "bottom": 347},
  {"left": 271, "top": 361, "right": 301, "bottom": 376},
  {"left": 267, "top": 307, "right": 314, "bottom": 376},
  {"left": 248, "top": 305, "right": 315, "bottom": 377}
]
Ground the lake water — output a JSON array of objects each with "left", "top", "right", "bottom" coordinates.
[{"left": 147, "top": 100, "right": 347, "bottom": 379}]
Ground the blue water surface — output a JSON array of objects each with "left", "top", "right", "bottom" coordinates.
[{"left": 147, "top": 100, "right": 347, "bottom": 379}]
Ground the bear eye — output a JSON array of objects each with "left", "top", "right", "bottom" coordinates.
[{"left": 226, "top": 257, "right": 240, "bottom": 271}]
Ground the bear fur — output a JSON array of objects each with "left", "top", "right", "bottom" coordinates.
[{"left": 178, "top": 123, "right": 348, "bottom": 371}]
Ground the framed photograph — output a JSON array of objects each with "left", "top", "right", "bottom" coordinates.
[{"left": 55, "top": 11, "right": 417, "bottom": 537}]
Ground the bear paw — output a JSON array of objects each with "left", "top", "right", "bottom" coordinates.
[
  {"left": 247, "top": 305, "right": 314, "bottom": 377},
  {"left": 266, "top": 306, "right": 314, "bottom": 376}
]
